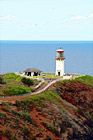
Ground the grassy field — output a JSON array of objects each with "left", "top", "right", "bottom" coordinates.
[{"left": 29, "top": 73, "right": 63, "bottom": 79}]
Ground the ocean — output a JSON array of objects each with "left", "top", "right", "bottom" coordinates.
[{"left": 0, "top": 41, "right": 93, "bottom": 76}]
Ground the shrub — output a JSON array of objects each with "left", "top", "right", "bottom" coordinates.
[
  {"left": 22, "top": 126, "right": 30, "bottom": 135},
  {"left": 3, "top": 73, "right": 22, "bottom": 84},
  {"left": 0, "top": 112, "right": 6, "bottom": 119},
  {"left": 2, "top": 85, "right": 31, "bottom": 96},
  {"left": 15, "top": 100, "right": 22, "bottom": 107},
  {"left": 0, "top": 77, "right": 6, "bottom": 84},
  {"left": 16, "top": 91, "right": 63, "bottom": 110},
  {"left": 3, "top": 129, "right": 17, "bottom": 140},
  {"left": 19, "top": 111, "right": 33, "bottom": 124},
  {"left": 0, "top": 91, "right": 5, "bottom": 96},
  {"left": 57, "top": 121, "right": 66, "bottom": 133},
  {"left": 21, "top": 77, "right": 33, "bottom": 86},
  {"left": 15, "top": 100, "right": 33, "bottom": 111},
  {"left": 41, "top": 122, "right": 60, "bottom": 136},
  {"left": 1, "top": 101, "right": 12, "bottom": 106}
]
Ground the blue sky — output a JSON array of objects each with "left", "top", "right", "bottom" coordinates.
[{"left": 0, "top": 0, "right": 93, "bottom": 40}]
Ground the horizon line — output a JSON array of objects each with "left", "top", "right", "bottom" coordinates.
[{"left": 0, "top": 40, "right": 93, "bottom": 42}]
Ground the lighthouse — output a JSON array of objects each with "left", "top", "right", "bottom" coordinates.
[{"left": 54, "top": 46, "right": 65, "bottom": 76}]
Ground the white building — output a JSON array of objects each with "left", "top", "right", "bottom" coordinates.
[
  {"left": 23, "top": 68, "right": 42, "bottom": 76},
  {"left": 55, "top": 46, "right": 65, "bottom": 76}
]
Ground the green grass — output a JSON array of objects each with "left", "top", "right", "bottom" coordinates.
[
  {"left": 0, "top": 73, "right": 40, "bottom": 97},
  {"left": 15, "top": 91, "right": 65, "bottom": 112},
  {"left": 56, "top": 75, "right": 93, "bottom": 87},
  {"left": 0, "top": 91, "right": 5, "bottom": 96},
  {"left": 0, "top": 112, "right": 7, "bottom": 119},
  {"left": 43, "top": 73, "right": 63, "bottom": 78},
  {"left": 74, "top": 75, "right": 93, "bottom": 87},
  {"left": 19, "top": 111, "right": 33, "bottom": 124},
  {"left": 3, "top": 73, "right": 22, "bottom": 85},
  {"left": 41, "top": 121, "right": 60, "bottom": 136},
  {"left": 0, "top": 77, "right": 6, "bottom": 84},
  {"left": 3, "top": 129, "right": 17, "bottom": 140},
  {"left": 30, "top": 73, "right": 63, "bottom": 79},
  {"left": 21, "top": 77, "right": 33, "bottom": 86},
  {"left": 1, "top": 85, "right": 31, "bottom": 96}
]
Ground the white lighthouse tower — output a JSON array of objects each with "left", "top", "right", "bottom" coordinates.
[{"left": 55, "top": 46, "right": 65, "bottom": 76}]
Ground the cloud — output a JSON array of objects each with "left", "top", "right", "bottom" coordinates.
[
  {"left": 88, "top": 13, "right": 93, "bottom": 18},
  {"left": 0, "top": 14, "right": 16, "bottom": 21},
  {"left": 64, "top": 13, "right": 93, "bottom": 22},
  {"left": 70, "top": 16, "right": 87, "bottom": 21}
]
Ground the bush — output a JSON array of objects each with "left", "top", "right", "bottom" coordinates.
[
  {"left": 0, "top": 77, "right": 6, "bottom": 84},
  {"left": 3, "top": 73, "right": 21, "bottom": 84},
  {"left": 21, "top": 77, "right": 33, "bottom": 86},
  {"left": 0, "top": 91, "right": 5, "bottom": 96},
  {"left": 0, "top": 112, "right": 6, "bottom": 119},
  {"left": 3, "top": 129, "right": 16, "bottom": 140},
  {"left": 19, "top": 111, "right": 33, "bottom": 124},
  {"left": 58, "top": 121, "right": 66, "bottom": 133},
  {"left": 2, "top": 85, "right": 31, "bottom": 96},
  {"left": 22, "top": 126, "right": 30, "bottom": 135},
  {"left": 41, "top": 122, "right": 60, "bottom": 136}
]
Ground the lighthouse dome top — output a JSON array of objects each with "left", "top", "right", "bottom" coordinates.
[{"left": 56, "top": 46, "right": 64, "bottom": 52}]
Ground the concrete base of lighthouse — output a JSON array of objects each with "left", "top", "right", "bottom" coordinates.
[{"left": 56, "top": 60, "right": 64, "bottom": 76}]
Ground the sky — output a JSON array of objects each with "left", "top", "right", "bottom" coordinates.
[{"left": 0, "top": 0, "right": 93, "bottom": 40}]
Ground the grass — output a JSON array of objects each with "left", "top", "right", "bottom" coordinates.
[
  {"left": 3, "top": 73, "right": 22, "bottom": 85},
  {"left": 1, "top": 85, "right": 31, "bottom": 96},
  {"left": 0, "top": 91, "right": 5, "bottom": 96},
  {"left": 0, "top": 73, "right": 41, "bottom": 97},
  {"left": 56, "top": 75, "right": 93, "bottom": 87},
  {"left": 43, "top": 73, "right": 63, "bottom": 78},
  {"left": 41, "top": 121, "right": 60, "bottom": 136},
  {"left": 15, "top": 91, "right": 65, "bottom": 112},
  {"left": 3, "top": 129, "right": 17, "bottom": 140},
  {"left": 0, "top": 77, "right": 6, "bottom": 84},
  {"left": 19, "top": 111, "right": 33, "bottom": 124},
  {"left": 0, "top": 112, "right": 7, "bottom": 119},
  {"left": 73, "top": 75, "right": 93, "bottom": 87},
  {"left": 21, "top": 77, "right": 33, "bottom": 86},
  {"left": 30, "top": 73, "right": 63, "bottom": 79}
]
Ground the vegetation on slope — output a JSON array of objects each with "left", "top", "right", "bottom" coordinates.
[
  {"left": 21, "top": 77, "right": 33, "bottom": 86},
  {"left": 0, "top": 77, "right": 6, "bottom": 84},
  {"left": 0, "top": 73, "right": 39, "bottom": 97},
  {"left": 0, "top": 75, "right": 93, "bottom": 140},
  {"left": 74, "top": 75, "right": 93, "bottom": 87},
  {"left": 3, "top": 73, "right": 22, "bottom": 85}
]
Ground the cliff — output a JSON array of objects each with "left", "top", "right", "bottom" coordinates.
[{"left": 0, "top": 75, "right": 93, "bottom": 140}]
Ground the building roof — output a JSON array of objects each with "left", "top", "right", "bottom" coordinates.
[
  {"left": 56, "top": 46, "right": 64, "bottom": 52},
  {"left": 23, "top": 68, "right": 42, "bottom": 73}
]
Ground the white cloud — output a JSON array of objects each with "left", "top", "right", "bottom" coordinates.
[
  {"left": 70, "top": 16, "right": 87, "bottom": 21},
  {"left": 88, "top": 13, "right": 93, "bottom": 18},
  {"left": 0, "top": 14, "right": 16, "bottom": 21},
  {"left": 64, "top": 13, "right": 93, "bottom": 22}
]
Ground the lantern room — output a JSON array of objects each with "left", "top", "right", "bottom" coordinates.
[{"left": 55, "top": 46, "right": 65, "bottom": 60}]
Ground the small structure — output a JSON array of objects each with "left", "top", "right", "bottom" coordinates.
[
  {"left": 54, "top": 46, "right": 65, "bottom": 76},
  {"left": 23, "top": 68, "right": 42, "bottom": 76}
]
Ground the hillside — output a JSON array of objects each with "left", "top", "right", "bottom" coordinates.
[
  {"left": 0, "top": 73, "right": 40, "bottom": 96},
  {"left": 0, "top": 75, "right": 93, "bottom": 140}
]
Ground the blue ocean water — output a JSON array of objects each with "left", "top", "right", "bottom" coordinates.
[{"left": 0, "top": 41, "right": 93, "bottom": 76}]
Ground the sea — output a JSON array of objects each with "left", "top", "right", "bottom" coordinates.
[{"left": 0, "top": 41, "right": 93, "bottom": 76}]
